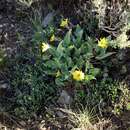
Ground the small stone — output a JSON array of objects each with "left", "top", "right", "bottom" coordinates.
[
  {"left": 57, "top": 90, "right": 73, "bottom": 105},
  {"left": 0, "top": 81, "right": 10, "bottom": 89},
  {"left": 19, "top": 120, "right": 26, "bottom": 127},
  {"left": 56, "top": 111, "right": 65, "bottom": 118},
  {"left": 0, "top": 81, "right": 10, "bottom": 96},
  {"left": 66, "top": 124, "right": 73, "bottom": 130},
  {"left": 120, "top": 65, "right": 127, "bottom": 74}
]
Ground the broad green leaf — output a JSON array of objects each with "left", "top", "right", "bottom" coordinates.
[
  {"left": 45, "top": 60, "right": 59, "bottom": 69},
  {"left": 55, "top": 78, "right": 65, "bottom": 86},
  {"left": 96, "top": 52, "right": 116, "bottom": 60},
  {"left": 85, "top": 62, "right": 93, "bottom": 72},
  {"left": 32, "top": 31, "right": 43, "bottom": 43},
  {"left": 63, "top": 29, "right": 72, "bottom": 45},
  {"left": 61, "top": 64, "right": 68, "bottom": 72},
  {"left": 56, "top": 41, "right": 64, "bottom": 58},
  {"left": 48, "top": 47, "right": 56, "bottom": 56},
  {"left": 66, "top": 57, "right": 73, "bottom": 68},
  {"left": 75, "top": 25, "right": 83, "bottom": 43},
  {"left": 89, "top": 68, "right": 100, "bottom": 76},
  {"left": 85, "top": 75, "right": 96, "bottom": 81},
  {"left": 75, "top": 25, "right": 82, "bottom": 34},
  {"left": 71, "top": 65, "right": 78, "bottom": 72}
]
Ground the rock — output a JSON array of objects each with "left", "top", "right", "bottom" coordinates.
[
  {"left": 66, "top": 124, "right": 73, "bottom": 130},
  {"left": 125, "top": 75, "right": 130, "bottom": 87},
  {"left": 117, "top": 50, "right": 126, "bottom": 61},
  {"left": 0, "top": 81, "right": 10, "bottom": 96},
  {"left": 56, "top": 111, "right": 65, "bottom": 118},
  {"left": 120, "top": 65, "right": 127, "bottom": 74},
  {"left": 57, "top": 90, "right": 73, "bottom": 105},
  {"left": 0, "top": 81, "right": 10, "bottom": 89}
]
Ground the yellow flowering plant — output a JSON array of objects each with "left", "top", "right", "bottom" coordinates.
[
  {"left": 41, "top": 25, "right": 104, "bottom": 86},
  {"left": 32, "top": 23, "right": 115, "bottom": 87},
  {"left": 60, "top": 18, "right": 69, "bottom": 27},
  {"left": 50, "top": 34, "right": 55, "bottom": 42},
  {"left": 98, "top": 37, "right": 108, "bottom": 48},
  {"left": 72, "top": 70, "right": 85, "bottom": 81},
  {"left": 56, "top": 70, "right": 61, "bottom": 77},
  {"left": 41, "top": 42, "right": 50, "bottom": 53}
]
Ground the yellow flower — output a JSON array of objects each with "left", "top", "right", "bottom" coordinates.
[
  {"left": 56, "top": 70, "right": 61, "bottom": 77},
  {"left": 98, "top": 38, "right": 108, "bottom": 48},
  {"left": 50, "top": 34, "right": 55, "bottom": 42},
  {"left": 41, "top": 42, "right": 50, "bottom": 53},
  {"left": 72, "top": 70, "right": 85, "bottom": 81},
  {"left": 60, "top": 19, "right": 68, "bottom": 27}
]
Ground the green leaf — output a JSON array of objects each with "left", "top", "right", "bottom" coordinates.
[
  {"left": 89, "top": 68, "right": 100, "bottom": 76},
  {"left": 48, "top": 47, "right": 55, "bottom": 55},
  {"left": 34, "top": 32, "right": 43, "bottom": 42},
  {"left": 75, "top": 25, "right": 82, "bottom": 33},
  {"left": 61, "top": 63, "right": 68, "bottom": 72},
  {"left": 63, "top": 29, "right": 72, "bottom": 45},
  {"left": 71, "top": 65, "right": 78, "bottom": 72},
  {"left": 55, "top": 78, "right": 64, "bottom": 86},
  {"left": 75, "top": 25, "right": 83, "bottom": 43},
  {"left": 85, "top": 75, "right": 96, "bottom": 81},
  {"left": 56, "top": 41, "right": 64, "bottom": 58},
  {"left": 85, "top": 62, "right": 93, "bottom": 72},
  {"left": 45, "top": 59, "right": 59, "bottom": 69},
  {"left": 66, "top": 57, "right": 73, "bottom": 68},
  {"left": 96, "top": 52, "right": 116, "bottom": 60}
]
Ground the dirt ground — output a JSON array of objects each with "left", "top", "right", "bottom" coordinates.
[{"left": 0, "top": 1, "right": 130, "bottom": 130}]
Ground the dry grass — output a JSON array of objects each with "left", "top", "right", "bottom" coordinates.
[{"left": 55, "top": 107, "right": 114, "bottom": 130}]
